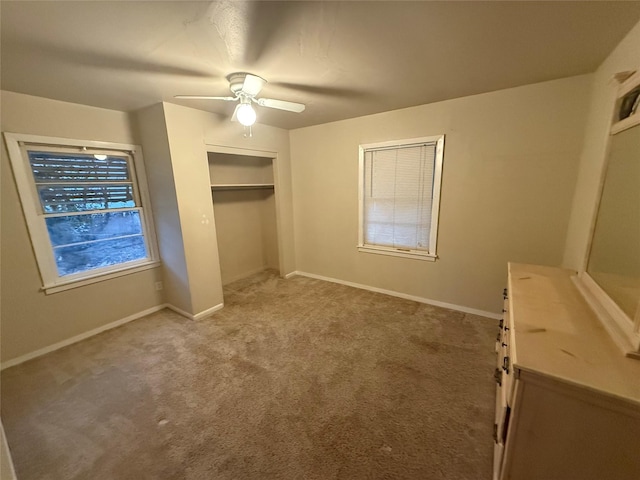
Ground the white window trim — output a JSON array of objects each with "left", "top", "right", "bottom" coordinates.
[
  {"left": 4, "top": 132, "right": 160, "bottom": 294},
  {"left": 357, "top": 135, "right": 444, "bottom": 262}
]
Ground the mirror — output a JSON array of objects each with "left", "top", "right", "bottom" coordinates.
[{"left": 586, "top": 123, "right": 640, "bottom": 324}]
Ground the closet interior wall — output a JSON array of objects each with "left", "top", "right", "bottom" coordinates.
[{"left": 208, "top": 152, "right": 279, "bottom": 285}]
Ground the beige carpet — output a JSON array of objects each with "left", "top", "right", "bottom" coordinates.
[{"left": 2, "top": 271, "right": 497, "bottom": 479}]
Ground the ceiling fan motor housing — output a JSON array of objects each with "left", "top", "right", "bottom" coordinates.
[
  {"left": 227, "top": 72, "right": 265, "bottom": 95},
  {"left": 175, "top": 72, "right": 304, "bottom": 115}
]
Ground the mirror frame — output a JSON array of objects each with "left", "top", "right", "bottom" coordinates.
[{"left": 575, "top": 69, "right": 640, "bottom": 359}]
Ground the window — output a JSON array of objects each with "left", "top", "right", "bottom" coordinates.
[
  {"left": 358, "top": 135, "right": 444, "bottom": 261},
  {"left": 4, "top": 133, "right": 159, "bottom": 293}
]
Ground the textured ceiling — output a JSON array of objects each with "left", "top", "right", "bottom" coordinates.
[{"left": 2, "top": 1, "right": 640, "bottom": 130}]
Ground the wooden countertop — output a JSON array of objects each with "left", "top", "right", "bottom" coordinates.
[{"left": 507, "top": 263, "right": 640, "bottom": 406}]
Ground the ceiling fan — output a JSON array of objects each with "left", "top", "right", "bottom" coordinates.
[{"left": 174, "top": 72, "right": 305, "bottom": 127}]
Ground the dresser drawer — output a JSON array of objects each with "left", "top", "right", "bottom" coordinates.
[{"left": 493, "top": 290, "right": 512, "bottom": 478}]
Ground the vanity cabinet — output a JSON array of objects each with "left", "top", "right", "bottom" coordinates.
[{"left": 493, "top": 263, "right": 640, "bottom": 480}]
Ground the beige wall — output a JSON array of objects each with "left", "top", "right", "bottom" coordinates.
[
  {"left": 562, "top": 20, "right": 640, "bottom": 271},
  {"left": 261, "top": 193, "right": 279, "bottom": 272},
  {"left": 4, "top": 30, "right": 627, "bottom": 359},
  {"left": 199, "top": 107, "right": 296, "bottom": 279},
  {"left": 212, "top": 189, "right": 279, "bottom": 285},
  {"left": 1, "top": 91, "right": 163, "bottom": 362},
  {"left": 0, "top": 96, "right": 294, "bottom": 361},
  {"left": 135, "top": 103, "right": 192, "bottom": 313},
  {"left": 290, "top": 76, "right": 591, "bottom": 314},
  {"left": 209, "top": 152, "right": 279, "bottom": 285},
  {"left": 160, "top": 103, "right": 225, "bottom": 314},
  {"left": 208, "top": 152, "right": 275, "bottom": 185},
  {"left": 135, "top": 103, "right": 295, "bottom": 314},
  {"left": 162, "top": 102, "right": 296, "bottom": 277}
]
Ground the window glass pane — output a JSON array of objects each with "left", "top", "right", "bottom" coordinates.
[
  {"left": 37, "top": 184, "right": 135, "bottom": 212},
  {"left": 394, "top": 147, "right": 423, "bottom": 197},
  {"left": 369, "top": 150, "right": 397, "bottom": 197},
  {"left": 392, "top": 199, "right": 422, "bottom": 249},
  {"left": 365, "top": 198, "right": 394, "bottom": 223},
  {"left": 45, "top": 211, "right": 143, "bottom": 247},
  {"left": 6, "top": 140, "right": 156, "bottom": 285},
  {"left": 367, "top": 222, "right": 395, "bottom": 247},
  {"left": 28, "top": 152, "right": 131, "bottom": 182},
  {"left": 53, "top": 235, "right": 147, "bottom": 276},
  {"left": 392, "top": 225, "right": 418, "bottom": 249}
]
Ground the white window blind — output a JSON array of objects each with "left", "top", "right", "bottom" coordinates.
[{"left": 358, "top": 135, "right": 444, "bottom": 261}]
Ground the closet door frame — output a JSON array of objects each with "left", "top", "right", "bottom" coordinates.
[{"left": 205, "top": 144, "right": 284, "bottom": 278}]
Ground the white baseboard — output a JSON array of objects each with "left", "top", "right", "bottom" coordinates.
[
  {"left": 1, "top": 274, "right": 497, "bottom": 370},
  {"left": 166, "top": 302, "right": 224, "bottom": 321},
  {"left": 0, "top": 304, "right": 167, "bottom": 370},
  {"left": 2, "top": 301, "right": 227, "bottom": 370},
  {"left": 194, "top": 303, "right": 224, "bottom": 320},
  {"left": 289, "top": 271, "right": 501, "bottom": 320}
]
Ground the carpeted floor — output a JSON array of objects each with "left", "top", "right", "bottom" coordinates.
[{"left": 1, "top": 271, "right": 497, "bottom": 480}]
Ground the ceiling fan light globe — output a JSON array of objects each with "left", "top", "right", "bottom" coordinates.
[{"left": 236, "top": 104, "right": 257, "bottom": 126}]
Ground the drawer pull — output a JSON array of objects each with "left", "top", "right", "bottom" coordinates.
[
  {"left": 502, "top": 356, "right": 510, "bottom": 374},
  {"left": 494, "top": 368, "right": 502, "bottom": 386},
  {"left": 499, "top": 318, "right": 504, "bottom": 329},
  {"left": 503, "top": 288, "right": 508, "bottom": 299},
  {"left": 502, "top": 342, "right": 508, "bottom": 348}
]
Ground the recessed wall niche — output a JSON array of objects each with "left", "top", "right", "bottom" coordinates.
[{"left": 208, "top": 151, "right": 279, "bottom": 285}]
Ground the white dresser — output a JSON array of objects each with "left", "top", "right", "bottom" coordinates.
[{"left": 493, "top": 263, "right": 640, "bottom": 480}]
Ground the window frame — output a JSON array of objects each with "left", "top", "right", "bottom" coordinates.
[
  {"left": 357, "top": 135, "right": 445, "bottom": 262},
  {"left": 4, "top": 132, "right": 160, "bottom": 294}
]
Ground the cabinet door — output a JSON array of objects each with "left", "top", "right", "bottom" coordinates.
[
  {"left": 494, "top": 291, "right": 512, "bottom": 480},
  {"left": 502, "top": 377, "right": 640, "bottom": 480}
]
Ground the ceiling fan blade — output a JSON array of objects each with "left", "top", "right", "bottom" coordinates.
[
  {"left": 242, "top": 74, "right": 266, "bottom": 96},
  {"left": 174, "top": 95, "right": 237, "bottom": 101},
  {"left": 270, "top": 82, "right": 370, "bottom": 99},
  {"left": 244, "top": 1, "right": 299, "bottom": 64},
  {"left": 231, "top": 104, "right": 241, "bottom": 122},
  {"left": 257, "top": 98, "right": 305, "bottom": 113},
  {"left": 12, "top": 40, "right": 218, "bottom": 79}
]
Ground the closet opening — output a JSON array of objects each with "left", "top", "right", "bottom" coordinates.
[{"left": 207, "top": 148, "right": 280, "bottom": 288}]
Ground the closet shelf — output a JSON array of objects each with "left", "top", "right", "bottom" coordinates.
[{"left": 211, "top": 183, "right": 274, "bottom": 191}]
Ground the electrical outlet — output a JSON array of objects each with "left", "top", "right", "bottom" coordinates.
[{"left": 155, "top": 281, "right": 163, "bottom": 291}]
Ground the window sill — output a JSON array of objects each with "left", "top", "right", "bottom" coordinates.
[
  {"left": 357, "top": 245, "right": 437, "bottom": 261},
  {"left": 42, "top": 260, "right": 162, "bottom": 295}
]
